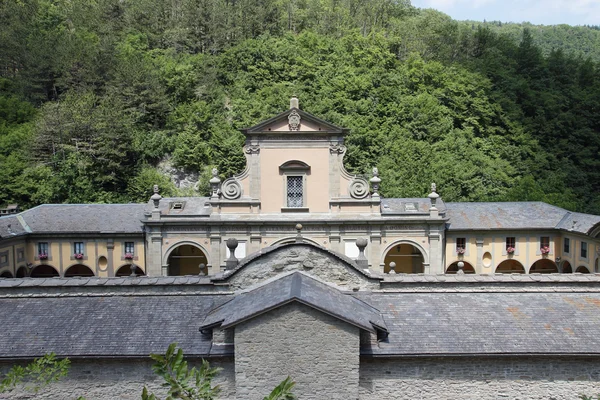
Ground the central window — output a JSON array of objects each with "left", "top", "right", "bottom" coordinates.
[{"left": 287, "top": 176, "right": 303, "bottom": 207}]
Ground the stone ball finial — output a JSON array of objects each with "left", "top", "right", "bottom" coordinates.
[
  {"left": 295, "top": 223, "right": 303, "bottom": 232},
  {"left": 389, "top": 261, "right": 397, "bottom": 274},
  {"left": 226, "top": 238, "right": 239, "bottom": 251},
  {"left": 356, "top": 237, "right": 368, "bottom": 249},
  {"left": 457, "top": 261, "right": 465, "bottom": 275}
]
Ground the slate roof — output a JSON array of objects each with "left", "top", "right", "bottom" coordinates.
[
  {"left": 556, "top": 211, "right": 600, "bottom": 235},
  {"left": 154, "top": 197, "right": 212, "bottom": 217},
  {"left": 0, "top": 294, "right": 230, "bottom": 359},
  {"left": 18, "top": 204, "right": 147, "bottom": 234},
  {"left": 201, "top": 271, "right": 387, "bottom": 333},
  {"left": 444, "top": 201, "right": 570, "bottom": 231},
  {"left": 0, "top": 215, "right": 28, "bottom": 238},
  {"left": 358, "top": 291, "right": 600, "bottom": 356}
]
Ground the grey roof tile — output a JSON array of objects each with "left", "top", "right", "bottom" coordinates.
[{"left": 381, "top": 198, "right": 446, "bottom": 215}]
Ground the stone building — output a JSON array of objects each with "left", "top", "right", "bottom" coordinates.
[{"left": 1, "top": 99, "right": 600, "bottom": 399}]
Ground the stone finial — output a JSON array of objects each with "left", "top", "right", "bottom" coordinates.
[
  {"left": 129, "top": 263, "right": 137, "bottom": 277},
  {"left": 355, "top": 238, "right": 368, "bottom": 268},
  {"left": 290, "top": 96, "right": 299, "bottom": 109},
  {"left": 370, "top": 167, "right": 381, "bottom": 198},
  {"left": 151, "top": 184, "right": 162, "bottom": 209},
  {"left": 457, "top": 261, "right": 465, "bottom": 275},
  {"left": 225, "top": 238, "right": 239, "bottom": 270},
  {"left": 199, "top": 263, "right": 207, "bottom": 276},
  {"left": 428, "top": 182, "right": 439, "bottom": 211},
  {"left": 209, "top": 168, "right": 221, "bottom": 199},
  {"left": 388, "top": 261, "right": 396, "bottom": 274},
  {"left": 295, "top": 223, "right": 303, "bottom": 243}
]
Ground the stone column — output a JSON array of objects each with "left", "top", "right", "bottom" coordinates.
[
  {"left": 428, "top": 227, "right": 442, "bottom": 274},
  {"left": 369, "top": 228, "right": 382, "bottom": 269},
  {"left": 476, "top": 237, "right": 485, "bottom": 273},
  {"left": 210, "top": 226, "right": 222, "bottom": 272},
  {"left": 147, "top": 230, "right": 163, "bottom": 276},
  {"left": 107, "top": 239, "right": 115, "bottom": 277}
]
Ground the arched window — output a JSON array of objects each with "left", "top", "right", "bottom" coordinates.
[
  {"left": 0, "top": 270, "right": 13, "bottom": 278},
  {"left": 115, "top": 265, "right": 145, "bottom": 277},
  {"left": 530, "top": 259, "right": 558, "bottom": 273},
  {"left": 495, "top": 260, "right": 525, "bottom": 274},
  {"left": 166, "top": 244, "right": 209, "bottom": 276},
  {"left": 576, "top": 266, "right": 590, "bottom": 274},
  {"left": 30, "top": 265, "right": 59, "bottom": 278},
  {"left": 64, "top": 264, "right": 94, "bottom": 277},
  {"left": 383, "top": 243, "right": 425, "bottom": 274},
  {"left": 445, "top": 261, "right": 475, "bottom": 274}
]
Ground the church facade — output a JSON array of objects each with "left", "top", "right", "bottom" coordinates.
[{"left": 1, "top": 99, "right": 600, "bottom": 399}]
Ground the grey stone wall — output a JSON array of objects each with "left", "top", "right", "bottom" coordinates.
[
  {"left": 0, "top": 357, "right": 234, "bottom": 400},
  {"left": 359, "top": 356, "right": 600, "bottom": 400},
  {"left": 228, "top": 246, "right": 378, "bottom": 290},
  {"left": 235, "top": 302, "right": 360, "bottom": 400}
]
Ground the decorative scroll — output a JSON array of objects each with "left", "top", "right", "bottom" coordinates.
[
  {"left": 348, "top": 177, "right": 370, "bottom": 199},
  {"left": 329, "top": 143, "right": 346, "bottom": 154},
  {"left": 221, "top": 178, "right": 242, "bottom": 200},
  {"left": 244, "top": 144, "right": 260, "bottom": 154},
  {"left": 288, "top": 110, "right": 301, "bottom": 131}
]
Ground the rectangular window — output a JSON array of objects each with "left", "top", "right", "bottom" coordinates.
[
  {"left": 124, "top": 242, "right": 135, "bottom": 255},
  {"left": 287, "top": 176, "right": 303, "bottom": 208},
  {"left": 540, "top": 237, "right": 550, "bottom": 248},
  {"left": 38, "top": 242, "right": 49, "bottom": 256},
  {"left": 581, "top": 242, "right": 588, "bottom": 259},
  {"left": 0, "top": 251, "right": 8, "bottom": 267},
  {"left": 456, "top": 238, "right": 466, "bottom": 254},
  {"left": 564, "top": 237, "right": 570, "bottom": 253},
  {"left": 506, "top": 237, "right": 515, "bottom": 250},
  {"left": 73, "top": 242, "right": 84, "bottom": 255}
]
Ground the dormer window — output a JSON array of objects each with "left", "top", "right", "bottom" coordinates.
[
  {"left": 170, "top": 202, "right": 185, "bottom": 210},
  {"left": 280, "top": 161, "right": 310, "bottom": 212}
]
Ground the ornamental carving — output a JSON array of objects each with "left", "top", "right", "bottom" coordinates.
[
  {"left": 221, "top": 178, "right": 242, "bottom": 200},
  {"left": 244, "top": 145, "right": 260, "bottom": 154},
  {"left": 348, "top": 177, "right": 370, "bottom": 199},
  {"left": 288, "top": 110, "right": 301, "bottom": 131},
  {"left": 329, "top": 143, "right": 346, "bottom": 154}
]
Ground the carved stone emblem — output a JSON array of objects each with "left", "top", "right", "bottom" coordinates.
[
  {"left": 348, "top": 177, "right": 370, "bottom": 199},
  {"left": 288, "top": 110, "right": 301, "bottom": 131},
  {"left": 221, "top": 178, "right": 242, "bottom": 200}
]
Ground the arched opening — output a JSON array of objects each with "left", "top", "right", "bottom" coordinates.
[
  {"left": 445, "top": 261, "right": 475, "bottom": 274},
  {"left": 383, "top": 243, "right": 425, "bottom": 274},
  {"left": 495, "top": 260, "right": 525, "bottom": 274},
  {"left": 576, "top": 266, "right": 590, "bottom": 274},
  {"left": 64, "top": 264, "right": 94, "bottom": 277},
  {"left": 16, "top": 266, "right": 27, "bottom": 278},
  {"left": 0, "top": 270, "right": 13, "bottom": 278},
  {"left": 30, "top": 265, "right": 59, "bottom": 278},
  {"left": 115, "top": 264, "right": 145, "bottom": 277},
  {"left": 167, "top": 244, "right": 209, "bottom": 276},
  {"left": 562, "top": 261, "right": 572, "bottom": 273},
  {"left": 529, "top": 259, "right": 558, "bottom": 273}
]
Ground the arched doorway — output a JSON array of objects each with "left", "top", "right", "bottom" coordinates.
[
  {"left": 0, "top": 270, "right": 13, "bottom": 278},
  {"left": 529, "top": 259, "right": 558, "bottom": 273},
  {"left": 495, "top": 260, "right": 525, "bottom": 274},
  {"left": 383, "top": 243, "right": 425, "bottom": 274},
  {"left": 166, "top": 244, "right": 209, "bottom": 276},
  {"left": 30, "top": 265, "right": 59, "bottom": 278},
  {"left": 64, "top": 264, "right": 94, "bottom": 277},
  {"left": 115, "top": 264, "right": 145, "bottom": 277},
  {"left": 445, "top": 261, "right": 475, "bottom": 274},
  {"left": 576, "top": 266, "right": 590, "bottom": 274},
  {"left": 562, "top": 261, "right": 572, "bottom": 273},
  {"left": 16, "top": 266, "right": 27, "bottom": 278}
]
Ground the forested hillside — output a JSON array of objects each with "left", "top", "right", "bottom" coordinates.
[
  {"left": 465, "top": 21, "right": 600, "bottom": 62},
  {"left": 1, "top": 0, "right": 599, "bottom": 213}
]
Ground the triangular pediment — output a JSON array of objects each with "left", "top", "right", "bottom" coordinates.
[
  {"left": 241, "top": 108, "right": 348, "bottom": 135},
  {"left": 200, "top": 271, "right": 387, "bottom": 334}
]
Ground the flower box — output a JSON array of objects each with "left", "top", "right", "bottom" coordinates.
[
  {"left": 506, "top": 247, "right": 515, "bottom": 255},
  {"left": 74, "top": 253, "right": 84, "bottom": 260},
  {"left": 540, "top": 246, "right": 550, "bottom": 255},
  {"left": 124, "top": 253, "right": 134, "bottom": 260},
  {"left": 38, "top": 253, "right": 48, "bottom": 260},
  {"left": 456, "top": 247, "right": 466, "bottom": 255}
]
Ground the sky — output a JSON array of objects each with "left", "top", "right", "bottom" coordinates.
[{"left": 410, "top": 0, "right": 600, "bottom": 26}]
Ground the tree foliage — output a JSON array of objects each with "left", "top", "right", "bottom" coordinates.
[
  {"left": 1, "top": 0, "right": 599, "bottom": 212},
  {"left": 0, "top": 353, "right": 70, "bottom": 394}
]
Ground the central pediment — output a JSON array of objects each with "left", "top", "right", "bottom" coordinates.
[{"left": 240, "top": 98, "right": 348, "bottom": 135}]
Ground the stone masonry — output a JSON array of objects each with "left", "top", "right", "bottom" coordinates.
[
  {"left": 359, "top": 357, "right": 600, "bottom": 400},
  {"left": 234, "top": 302, "right": 360, "bottom": 400}
]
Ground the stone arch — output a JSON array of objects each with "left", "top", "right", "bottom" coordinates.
[
  {"left": 0, "top": 270, "right": 13, "bottom": 278},
  {"left": 16, "top": 266, "right": 27, "bottom": 278},
  {"left": 30, "top": 264, "right": 59, "bottom": 278},
  {"left": 382, "top": 241, "right": 427, "bottom": 274},
  {"left": 495, "top": 259, "right": 525, "bottom": 274},
  {"left": 445, "top": 261, "right": 475, "bottom": 274},
  {"left": 115, "top": 264, "right": 145, "bottom": 277},
  {"left": 561, "top": 260, "right": 573, "bottom": 273},
  {"left": 576, "top": 266, "right": 590, "bottom": 274},
  {"left": 164, "top": 242, "right": 209, "bottom": 276},
  {"left": 529, "top": 259, "right": 559, "bottom": 273},
  {"left": 271, "top": 237, "right": 322, "bottom": 247},
  {"left": 589, "top": 222, "right": 600, "bottom": 238},
  {"left": 64, "top": 264, "right": 95, "bottom": 277},
  {"left": 162, "top": 241, "right": 211, "bottom": 266}
]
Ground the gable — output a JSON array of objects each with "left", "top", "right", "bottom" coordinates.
[
  {"left": 218, "top": 243, "right": 381, "bottom": 290},
  {"left": 241, "top": 106, "right": 347, "bottom": 135}
]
